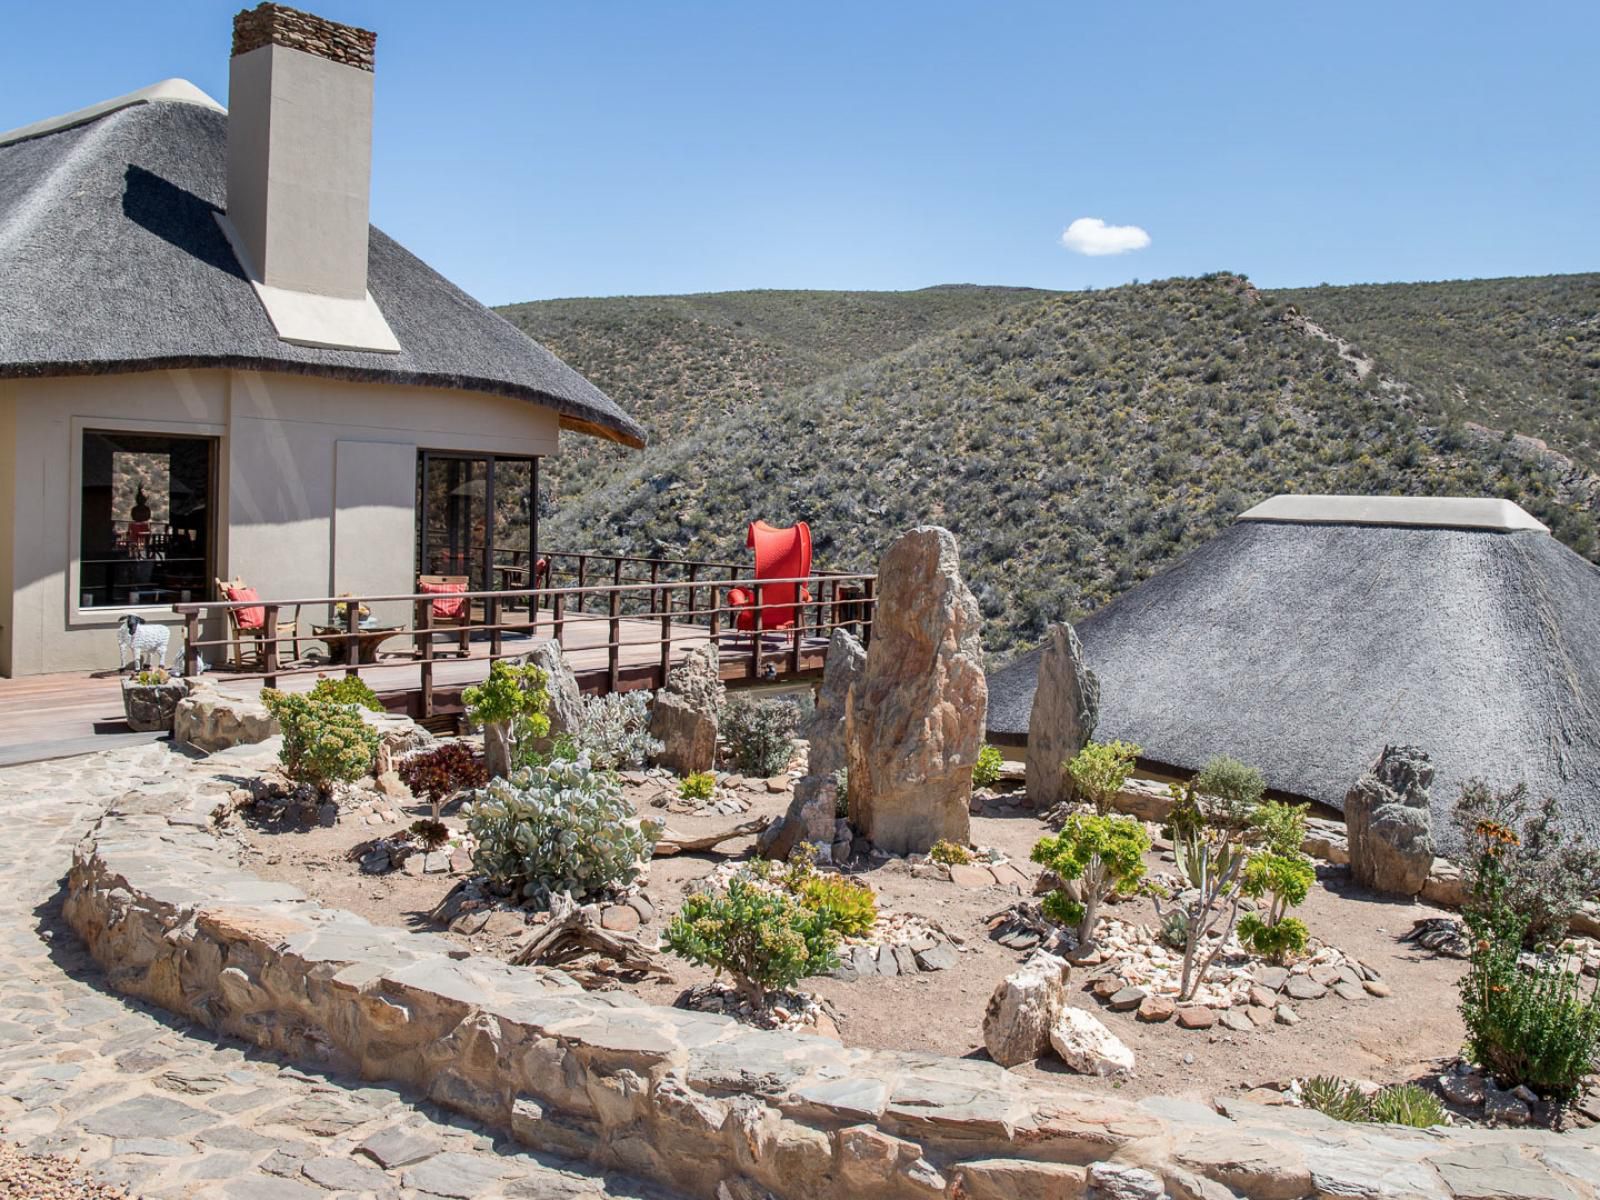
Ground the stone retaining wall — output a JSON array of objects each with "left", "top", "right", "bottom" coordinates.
[{"left": 63, "top": 743, "right": 1600, "bottom": 1200}]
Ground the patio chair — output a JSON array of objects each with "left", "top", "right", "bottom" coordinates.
[
  {"left": 727, "top": 520, "right": 813, "bottom": 631},
  {"left": 215, "top": 576, "right": 301, "bottom": 669},
  {"left": 418, "top": 574, "right": 473, "bottom": 656}
]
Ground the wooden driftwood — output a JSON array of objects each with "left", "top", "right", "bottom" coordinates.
[
  {"left": 508, "top": 893, "right": 671, "bottom": 978},
  {"left": 651, "top": 816, "right": 769, "bottom": 857}
]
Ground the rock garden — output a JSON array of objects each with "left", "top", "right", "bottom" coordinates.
[{"left": 198, "top": 527, "right": 1599, "bottom": 1143}]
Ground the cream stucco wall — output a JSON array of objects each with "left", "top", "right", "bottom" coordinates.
[
  {"left": 1, "top": 368, "right": 559, "bottom": 676},
  {"left": 0, "top": 381, "right": 16, "bottom": 678}
]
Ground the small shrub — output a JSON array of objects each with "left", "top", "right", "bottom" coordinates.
[
  {"left": 132, "top": 667, "right": 171, "bottom": 686},
  {"left": 1301, "top": 1075, "right": 1370, "bottom": 1122},
  {"left": 796, "top": 874, "right": 879, "bottom": 937},
  {"left": 1457, "top": 808, "right": 1600, "bottom": 1097},
  {"left": 463, "top": 757, "right": 657, "bottom": 904},
  {"left": 1251, "top": 799, "right": 1309, "bottom": 856},
  {"left": 309, "top": 675, "right": 382, "bottom": 712},
  {"left": 1066, "top": 740, "right": 1140, "bottom": 814},
  {"left": 1158, "top": 907, "right": 1190, "bottom": 952},
  {"left": 1192, "top": 755, "right": 1265, "bottom": 827},
  {"left": 572, "top": 691, "right": 661, "bottom": 770},
  {"left": 261, "top": 690, "right": 379, "bottom": 799},
  {"left": 1031, "top": 813, "right": 1149, "bottom": 947},
  {"left": 398, "top": 742, "right": 488, "bottom": 819},
  {"left": 665, "top": 875, "right": 840, "bottom": 1006},
  {"left": 1301, "top": 1077, "right": 1445, "bottom": 1129},
  {"left": 1156, "top": 774, "right": 1254, "bottom": 1000},
  {"left": 1239, "top": 848, "right": 1315, "bottom": 962},
  {"left": 679, "top": 771, "right": 716, "bottom": 802},
  {"left": 722, "top": 696, "right": 800, "bottom": 777},
  {"left": 929, "top": 839, "right": 973, "bottom": 866},
  {"left": 409, "top": 817, "right": 449, "bottom": 854},
  {"left": 972, "top": 744, "right": 1004, "bottom": 788},
  {"left": 463, "top": 660, "right": 552, "bottom": 776},
  {"left": 1367, "top": 1084, "right": 1447, "bottom": 1129},
  {"left": 832, "top": 768, "right": 849, "bottom": 817},
  {"left": 1238, "top": 912, "right": 1309, "bottom": 961},
  {"left": 1452, "top": 779, "right": 1600, "bottom": 946}
]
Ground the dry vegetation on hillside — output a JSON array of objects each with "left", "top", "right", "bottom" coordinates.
[{"left": 516, "top": 273, "right": 1598, "bottom": 657}]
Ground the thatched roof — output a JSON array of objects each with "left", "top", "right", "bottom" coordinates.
[
  {"left": 987, "top": 496, "right": 1600, "bottom": 851},
  {"left": 0, "top": 86, "right": 643, "bottom": 448}
]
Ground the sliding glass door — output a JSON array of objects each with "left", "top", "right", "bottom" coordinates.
[{"left": 416, "top": 452, "right": 538, "bottom": 596}]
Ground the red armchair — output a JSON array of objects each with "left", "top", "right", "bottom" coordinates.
[{"left": 727, "top": 520, "right": 813, "bottom": 631}]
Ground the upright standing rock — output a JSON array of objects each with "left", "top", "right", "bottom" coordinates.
[
  {"left": 983, "top": 951, "right": 1069, "bottom": 1067},
  {"left": 1025, "top": 621, "right": 1099, "bottom": 810},
  {"left": 847, "top": 527, "right": 986, "bottom": 854},
  {"left": 801, "top": 628, "right": 866, "bottom": 780},
  {"left": 520, "top": 641, "right": 583, "bottom": 746},
  {"left": 1345, "top": 745, "right": 1435, "bottom": 897},
  {"left": 650, "top": 644, "right": 724, "bottom": 775}
]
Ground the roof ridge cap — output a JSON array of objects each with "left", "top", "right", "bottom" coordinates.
[{"left": 0, "top": 79, "right": 223, "bottom": 149}]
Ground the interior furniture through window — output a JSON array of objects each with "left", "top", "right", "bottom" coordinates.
[{"left": 79, "top": 429, "right": 217, "bottom": 609}]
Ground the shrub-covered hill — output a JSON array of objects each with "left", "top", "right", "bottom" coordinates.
[
  {"left": 1278, "top": 274, "right": 1600, "bottom": 473},
  {"left": 497, "top": 286, "right": 1048, "bottom": 502},
  {"left": 543, "top": 273, "right": 1600, "bottom": 658}
]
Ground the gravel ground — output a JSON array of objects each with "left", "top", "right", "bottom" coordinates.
[{"left": 0, "top": 1142, "right": 129, "bottom": 1199}]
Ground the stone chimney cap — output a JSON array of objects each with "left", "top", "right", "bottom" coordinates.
[{"left": 232, "top": 3, "right": 376, "bottom": 72}]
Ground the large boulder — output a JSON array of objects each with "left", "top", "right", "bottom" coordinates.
[
  {"left": 1025, "top": 621, "right": 1099, "bottom": 809},
  {"left": 756, "top": 775, "right": 839, "bottom": 861},
  {"left": 847, "top": 527, "right": 987, "bottom": 854},
  {"left": 1345, "top": 745, "right": 1435, "bottom": 897},
  {"left": 801, "top": 629, "right": 865, "bottom": 780},
  {"left": 982, "top": 951, "right": 1068, "bottom": 1067},
  {"left": 518, "top": 640, "right": 583, "bottom": 745},
  {"left": 1049, "top": 1005, "right": 1135, "bottom": 1077},
  {"left": 650, "top": 644, "right": 723, "bottom": 774},
  {"left": 175, "top": 681, "right": 279, "bottom": 753}
]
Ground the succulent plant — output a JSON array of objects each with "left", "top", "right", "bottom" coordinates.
[{"left": 462, "top": 756, "right": 658, "bottom": 905}]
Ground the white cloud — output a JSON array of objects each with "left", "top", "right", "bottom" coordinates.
[{"left": 1059, "top": 217, "right": 1151, "bottom": 256}]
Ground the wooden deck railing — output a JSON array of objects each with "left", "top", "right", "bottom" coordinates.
[{"left": 171, "top": 554, "right": 875, "bottom": 718}]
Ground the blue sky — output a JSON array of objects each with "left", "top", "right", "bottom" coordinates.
[{"left": 3, "top": 2, "right": 1596, "bottom": 304}]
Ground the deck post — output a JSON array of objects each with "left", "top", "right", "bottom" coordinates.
[
  {"left": 263, "top": 604, "right": 280, "bottom": 687},
  {"left": 183, "top": 610, "right": 200, "bottom": 677},
  {"left": 488, "top": 595, "right": 502, "bottom": 660},
  {"left": 648, "top": 560, "right": 660, "bottom": 617},
  {"left": 789, "top": 588, "right": 802, "bottom": 675},
  {"left": 575, "top": 555, "right": 588, "bottom": 613},
  {"left": 658, "top": 588, "right": 673, "bottom": 687},
  {"left": 417, "top": 598, "right": 434, "bottom": 719},
  {"left": 344, "top": 599, "right": 360, "bottom": 677},
  {"left": 552, "top": 592, "right": 565, "bottom": 647},
  {"left": 750, "top": 583, "right": 763, "bottom": 679},
  {"left": 861, "top": 577, "right": 874, "bottom": 648},
  {"left": 687, "top": 563, "right": 700, "bottom": 629},
  {"left": 607, "top": 588, "right": 621, "bottom": 693}
]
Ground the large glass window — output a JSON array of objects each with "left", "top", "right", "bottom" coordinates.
[
  {"left": 79, "top": 430, "right": 216, "bottom": 608},
  {"left": 416, "top": 452, "right": 539, "bottom": 594}
]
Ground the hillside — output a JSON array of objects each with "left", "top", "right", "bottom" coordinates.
[
  {"left": 540, "top": 274, "right": 1600, "bottom": 657},
  {"left": 497, "top": 286, "right": 1047, "bottom": 504},
  {"left": 1278, "top": 274, "right": 1600, "bottom": 472}
]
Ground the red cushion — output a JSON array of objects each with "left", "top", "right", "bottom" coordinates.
[
  {"left": 420, "top": 580, "right": 468, "bottom": 620},
  {"left": 224, "top": 585, "right": 265, "bottom": 631}
]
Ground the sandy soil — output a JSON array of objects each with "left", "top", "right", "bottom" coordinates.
[{"left": 239, "top": 769, "right": 1468, "bottom": 1103}]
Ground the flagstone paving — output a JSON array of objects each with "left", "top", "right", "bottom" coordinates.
[{"left": 0, "top": 744, "right": 682, "bottom": 1200}]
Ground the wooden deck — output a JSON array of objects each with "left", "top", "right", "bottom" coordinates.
[{"left": 0, "top": 612, "right": 830, "bottom": 766}]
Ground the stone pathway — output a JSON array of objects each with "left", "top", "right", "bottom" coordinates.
[{"left": 0, "top": 745, "right": 683, "bottom": 1200}]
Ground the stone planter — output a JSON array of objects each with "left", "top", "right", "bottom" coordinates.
[{"left": 121, "top": 678, "right": 188, "bottom": 733}]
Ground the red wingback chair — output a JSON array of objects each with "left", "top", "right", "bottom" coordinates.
[{"left": 727, "top": 521, "right": 813, "bottom": 632}]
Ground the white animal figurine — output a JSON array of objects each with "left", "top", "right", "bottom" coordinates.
[{"left": 117, "top": 614, "right": 171, "bottom": 673}]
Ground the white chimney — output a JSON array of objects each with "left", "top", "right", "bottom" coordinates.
[{"left": 220, "top": 4, "right": 399, "bottom": 352}]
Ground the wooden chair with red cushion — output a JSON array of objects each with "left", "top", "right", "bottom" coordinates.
[
  {"left": 418, "top": 574, "right": 473, "bottom": 656},
  {"left": 727, "top": 521, "right": 813, "bottom": 632},
  {"left": 215, "top": 576, "right": 301, "bottom": 669}
]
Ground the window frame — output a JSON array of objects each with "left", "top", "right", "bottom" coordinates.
[{"left": 68, "top": 416, "right": 224, "bottom": 627}]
